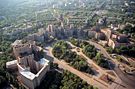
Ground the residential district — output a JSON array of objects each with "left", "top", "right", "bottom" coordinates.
[{"left": 0, "top": 0, "right": 135, "bottom": 89}]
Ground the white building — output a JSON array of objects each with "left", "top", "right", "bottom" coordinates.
[
  {"left": 6, "top": 40, "right": 50, "bottom": 89},
  {"left": 18, "top": 58, "right": 49, "bottom": 89}
]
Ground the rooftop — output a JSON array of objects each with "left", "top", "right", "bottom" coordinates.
[
  {"left": 38, "top": 58, "right": 49, "bottom": 65},
  {"left": 20, "top": 70, "right": 35, "bottom": 80},
  {"left": 20, "top": 58, "right": 49, "bottom": 80},
  {"left": 19, "top": 52, "right": 32, "bottom": 58},
  {"left": 6, "top": 60, "right": 17, "bottom": 66}
]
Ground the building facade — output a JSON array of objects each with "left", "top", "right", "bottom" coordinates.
[{"left": 6, "top": 40, "right": 50, "bottom": 89}]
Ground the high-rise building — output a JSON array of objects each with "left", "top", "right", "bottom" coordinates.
[{"left": 6, "top": 40, "right": 50, "bottom": 89}]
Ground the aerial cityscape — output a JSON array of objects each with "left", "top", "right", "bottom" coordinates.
[{"left": 0, "top": 0, "right": 135, "bottom": 89}]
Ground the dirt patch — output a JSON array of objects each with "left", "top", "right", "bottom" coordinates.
[
  {"left": 107, "top": 71, "right": 116, "bottom": 77},
  {"left": 100, "top": 74, "right": 114, "bottom": 85}
]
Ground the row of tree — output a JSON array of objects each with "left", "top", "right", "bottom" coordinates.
[
  {"left": 52, "top": 41, "right": 95, "bottom": 75},
  {"left": 70, "top": 38, "right": 109, "bottom": 69},
  {"left": 118, "top": 24, "right": 135, "bottom": 39},
  {"left": 0, "top": 31, "right": 24, "bottom": 88},
  {"left": 83, "top": 44, "right": 109, "bottom": 69},
  {"left": 36, "top": 63, "right": 97, "bottom": 89},
  {"left": 107, "top": 45, "right": 135, "bottom": 58}
]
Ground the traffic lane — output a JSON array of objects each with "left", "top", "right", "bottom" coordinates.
[{"left": 114, "top": 67, "right": 135, "bottom": 89}]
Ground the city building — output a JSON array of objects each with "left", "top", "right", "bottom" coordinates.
[
  {"left": 25, "top": 23, "right": 87, "bottom": 42},
  {"left": 95, "top": 28, "right": 131, "bottom": 49},
  {"left": 98, "top": 17, "right": 107, "bottom": 26},
  {"left": 26, "top": 33, "right": 44, "bottom": 42},
  {"left": 88, "top": 26, "right": 106, "bottom": 40},
  {"left": 6, "top": 40, "right": 50, "bottom": 89},
  {"left": 66, "top": 17, "right": 87, "bottom": 25},
  {"left": 101, "top": 28, "right": 112, "bottom": 40},
  {"left": 108, "top": 33, "right": 130, "bottom": 49}
]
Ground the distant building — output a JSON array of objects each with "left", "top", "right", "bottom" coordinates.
[
  {"left": 59, "top": 14, "right": 64, "bottom": 22},
  {"left": 26, "top": 33, "right": 44, "bottom": 42},
  {"left": 108, "top": 34, "right": 130, "bottom": 49},
  {"left": 88, "top": 30, "right": 96, "bottom": 38},
  {"left": 66, "top": 17, "right": 87, "bottom": 25},
  {"left": 88, "top": 26, "right": 106, "bottom": 40},
  {"left": 47, "top": 24, "right": 54, "bottom": 32},
  {"left": 98, "top": 17, "right": 107, "bottom": 26},
  {"left": 95, "top": 28, "right": 131, "bottom": 49},
  {"left": 101, "top": 28, "right": 112, "bottom": 40},
  {"left": 25, "top": 23, "right": 90, "bottom": 42}
]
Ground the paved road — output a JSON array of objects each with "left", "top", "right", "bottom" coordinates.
[
  {"left": 43, "top": 40, "right": 135, "bottom": 89},
  {"left": 87, "top": 40, "right": 135, "bottom": 89},
  {"left": 67, "top": 41, "right": 114, "bottom": 77},
  {"left": 114, "top": 66, "right": 135, "bottom": 89},
  {"left": 87, "top": 41, "right": 113, "bottom": 60},
  {"left": 44, "top": 46, "right": 108, "bottom": 89}
]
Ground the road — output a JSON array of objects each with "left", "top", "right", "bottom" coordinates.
[
  {"left": 44, "top": 46, "right": 109, "bottom": 89},
  {"left": 66, "top": 41, "right": 122, "bottom": 89},
  {"left": 87, "top": 40, "right": 135, "bottom": 89},
  {"left": 43, "top": 40, "right": 135, "bottom": 89},
  {"left": 67, "top": 41, "right": 114, "bottom": 76}
]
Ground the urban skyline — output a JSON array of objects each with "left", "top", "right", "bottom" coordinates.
[{"left": 0, "top": 0, "right": 135, "bottom": 89}]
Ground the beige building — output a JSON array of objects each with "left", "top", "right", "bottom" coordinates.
[
  {"left": 26, "top": 32, "right": 45, "bottom": 42},
  {"left": 101, "top": 28, "right": 112, "bottom": 40},
  {"left": 100, "top": 28, "right": 130, "bottom": 49},
  {"left": 88, "top": 27, "right": 106, "bottom": 40},
  {"left": 6, "top": 40, "right": 50, "bottom": 89},
  {"left": 6, "top": 60, "right": 17, "bottom": 69},
  {"left": 108, "top": 34, "right": 129, "bottom": 49}
]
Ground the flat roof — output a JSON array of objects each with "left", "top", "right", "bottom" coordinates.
[
  {"left": 20, "top": 70, "right": 35, "bottom": 80},
  {"left": 20, "top": 58, "right": 49, "bottom": 80},
  {"left": 38, "top": 58, "right": 49, "bottom": 65},
  {"left": 6, "top": 60, "right": 17, "bottom": 66}
]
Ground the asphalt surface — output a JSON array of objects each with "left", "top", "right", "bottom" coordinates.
[
  {"left": 87, "top": 40, "right": 135, "bottom": 89},
  {"left": 44, "top": 46, "right": 108, "bottom": 89},
  {"left": 44, "top": 40, "right": 135, "bottom": 89}
]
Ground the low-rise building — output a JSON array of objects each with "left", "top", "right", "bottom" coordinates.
[
  {"left": 108, "top": 34, "right": 130, "bottom": 49},
  {"left": 6, "top": 60, "right": 17, "bottom": 69},
  {"left": 100, "top": 28, "right": 131, "bottom": 49}
]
